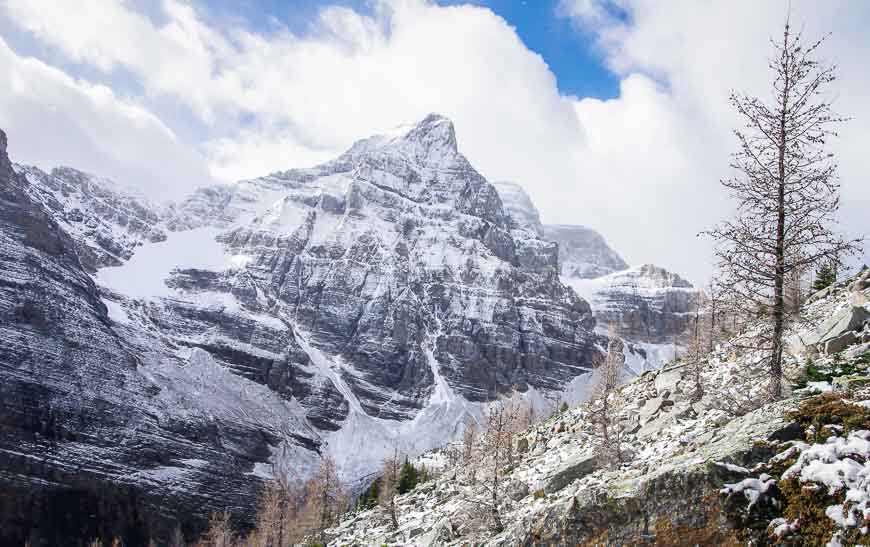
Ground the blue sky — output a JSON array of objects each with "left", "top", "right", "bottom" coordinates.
[{"left": 195, "top": 0, "right": 621, "bottom": 99}]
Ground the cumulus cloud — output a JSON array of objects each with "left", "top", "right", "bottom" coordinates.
[
  {"left": 1, "top": 0, "right": 867, "bottom": 282},
  {"left": 0, "top": 35, "right": 213, "bottom": 201},
  {"left": 2, "top": 0, "right": 583, "bottom": 195},
  {"left": 558, "top": 0, "right": 870, "bottom": 280}
]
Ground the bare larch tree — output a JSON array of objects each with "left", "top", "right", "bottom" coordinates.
[
  {"left": 307, "top": 455, "right": 347, "bottom": 545},
  {"left": 379, "top": 447, "right": 401, "bottom": 531},
  {"left": 589, "top": 330, "right": 626, "bottom": 467},
  {"left": 478, "top": 401, "right": 520, "bottom": 533},
  {"left": 706, "top": 20, "right": 861, "bottom": 400}
]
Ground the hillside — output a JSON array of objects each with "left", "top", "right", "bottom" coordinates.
[{"left": 324, "top": 272, "right": 870, "bottom": 546}]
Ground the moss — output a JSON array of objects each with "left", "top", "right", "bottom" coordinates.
[
  {"left": 778, "top": 478, "right": 848, "bottom": 546},
  {"left": 785, "top": 393, "right": 870, "bottom": 443},
  {"left": 533, "top": 489, "right": 545, "bottom": 500}
]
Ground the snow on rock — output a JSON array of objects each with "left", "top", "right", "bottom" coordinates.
[{"left": 564, "top": 264, "right": 702, "bottom": 345}]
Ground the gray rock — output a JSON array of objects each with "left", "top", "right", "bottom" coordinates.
[
  {"left": 826, "top": 331, "right": 858, "bottom": 354},
  {"left": 506, "top": 480, "right": 530, "bottom": 501},
  {"left": 636, "top": 413, "right": 676, "bottom": 439},
  {"left": 655, "top": 365, "right": 686, "bottom": 394},
  {"left": 804, "top": 305, "right": 870, "bottom": 349},
  {"left": 639, "top": 396, "right": 674, "bottom": 422},
  {"left": 833, "top": 375, "right": 870, "bottom": 392},
  {"left": 544, "top": 454, "right": 598, "bottom": 494},
  {"left": 851, "top": 269, "right": 870, "bottom": 292},
  {"left": 516, "top": 437, "right": 529, "bottom": 454},
  {"left": 420, "top": 518, "right": 454, "bottom": 547},
  {"left": 672, "top": 402, "right": 695, "bottom": 420}
]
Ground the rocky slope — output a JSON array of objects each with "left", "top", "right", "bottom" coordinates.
[
  {"left": 1, "top": 115, "right": 618, "bottom": 544},
  {"left": 325, "top": 272, "right": 870, "bottom": 546}
]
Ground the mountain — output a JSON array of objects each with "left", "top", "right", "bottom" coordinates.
[
  {"left": 565, "top": 264, "right": 700, "bottom": 344},
  {"left": 493, "top": 181, "right": 701, "bottom": 348},
  {"left": 0, "top": 129, "right": 320, "bottom": 544},
  {"left": 0, "top": 115, "right": 615, "bottom": 543},
  {"left": 492, "top": 181, "right": 628, "bottom": 279}
]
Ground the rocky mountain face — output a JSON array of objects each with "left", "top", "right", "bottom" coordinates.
[
  {"left": 492, "top": 181, "right": 628, "bottom": 280},
  {"left": 565, "top": 264, "right": 701, "bottom": 344},
  {"left": 0, "top": 128, "right": 321, "bottom": 545},
  {"left": 325, "top": 274, "right": 870, "bottom": 547},
  {"left": 0, "top": 115, "right": 612, "bottom": 544},
  {"left": 16, "top": 165, "right": 168, "bottom": 273},
  {"left": 493, "top": 182, "right": 701, "bottom": 346}
]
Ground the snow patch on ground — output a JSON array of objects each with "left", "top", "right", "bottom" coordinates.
[{"left": 96, "top": 227, "right": 232, "bottom": 298}]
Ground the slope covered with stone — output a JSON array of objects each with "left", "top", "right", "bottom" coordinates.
[{"left": 324, "top": 271, "right": 870, "bottom": 546}]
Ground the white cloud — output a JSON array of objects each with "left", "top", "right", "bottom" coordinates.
[
  {"left": 0, "top": 35, "right": 213, "bottom": 201},
  {"left": 558, "top": 0, "right": 870, "bottom": 280},
  {"left": 1, "top": 0, "right": 867, "bottom": 283},
  {"left": 2, "top": 0, "right": 584, "bottom": 219}
]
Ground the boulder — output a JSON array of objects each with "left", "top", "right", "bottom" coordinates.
[
  {"left": 807, "top": 283, "right": 838, "bottom": 304},
  {"left": 636, "top": 413, "right": 676, "bottom": 439},
  {"left": 851, "top": 269, "right": 870, "bottom": 292},
  {"left": 802, "top": 305, "right": 870, "bottom": 350},
  {"left": 516, "top": 437, "right": 529, "bottom": 454},
  {"left": 420, "top": 518, "right": 454, "bottom": 547},
  {"left": 654, "top": 365, "right": 687, "bottom": 393},
  {"left": 825, "top": 331, "right": 858, "bottom": 354},
  {"left": 621, "top": 417, "right": 642, "bottom": 435},
  {"left": 639, "top": 396, "right": 674, "bottom": 422},
  {"left": 833, "top": 375, "right": 870, "bottom": 392},
  {"left": 506, "top": 480, "right": 530, "bottom": 501},
  {"left": 544, "top": 454, "right": 598, "bottom": 494},
  {"left": 672, "top": 402, "right": 695, "bottom": 420},
  {"left": 767, "top": 421, "right": 803, "bottom": 443}
]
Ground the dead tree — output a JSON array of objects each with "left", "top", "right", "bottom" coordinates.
[
  {"left": 200, "top": 512, "right": 235, "bottom": 547},
  {"left": 379, "top": 447, "right": 401, "bottom": 531},
  {"left": 477, "top": 401, "right": 520, "bottom": 533},
  {"left": 705, "top": 20, "right": 861, "bottom": 400},
  {"left": 461, "top": 419, "right": 479, "bottom": 483},
  {"left": 687, "top": 295, "right": 710, "bottom": 402},
  {"left": 589, "top": 332, "right": 626, "bottom": 467},
  {"left": 306, "top": 455, "right": 347, "bottom": 545}
]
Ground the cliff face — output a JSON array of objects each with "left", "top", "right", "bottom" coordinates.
[
  {"left": 0, "top": 116, "right": 611, "bottom": 543},
  {"left": 492, "top": 181, "right": 701, "bottom": 346},
  {"left": 565, "top": 264, "right": 701, "bottom": 344},
  {"left": 0, "top": 129, "right": 321, "bottom": 544},
  {"left": 492, "top": 181, "right": 628, "bottom": 280}
]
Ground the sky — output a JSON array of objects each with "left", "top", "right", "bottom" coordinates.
[{"left": 0, "top": 0, "right": 868, "bottom": 284}]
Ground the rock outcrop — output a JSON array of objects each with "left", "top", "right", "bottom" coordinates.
[
  {"left": 492, "top": 181, "right": 700, "bottom": 346},
  {"left": 565, "top": 264, "right": 702, "bottom": 344}
]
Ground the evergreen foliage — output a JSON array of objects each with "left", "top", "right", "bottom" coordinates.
[{"left": 812, "top": 263, "right": 837, "bottom": 292}]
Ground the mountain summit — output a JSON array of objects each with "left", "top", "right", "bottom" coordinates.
[{"left": 0, "top": 116, "right": 615, "bottom": 542}]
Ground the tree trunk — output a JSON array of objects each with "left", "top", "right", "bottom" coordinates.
[{"left": 771, "top": 33, "right": 790, "bottom": 400}]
